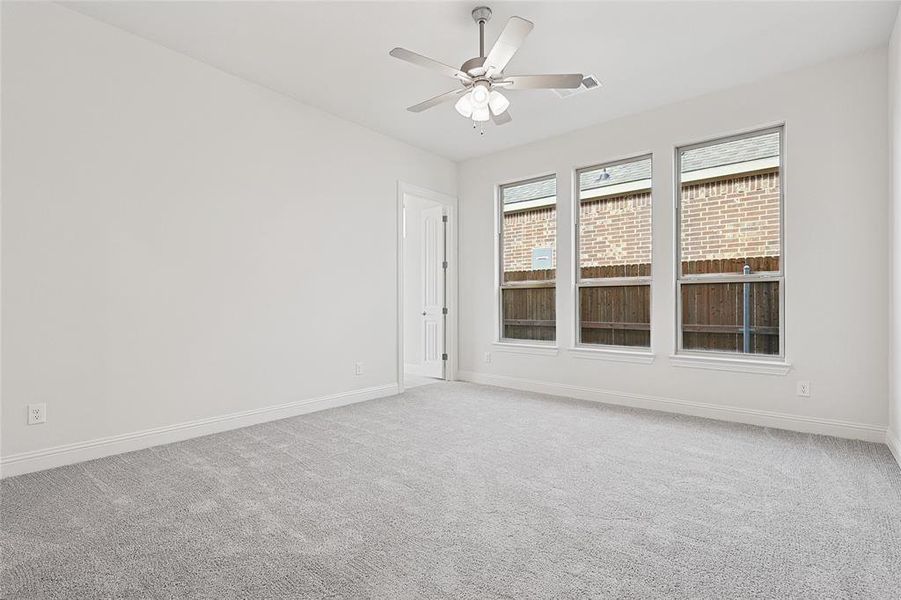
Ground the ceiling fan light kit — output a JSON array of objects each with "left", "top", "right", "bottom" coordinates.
[
  {"left": 389, "top": 6, "right": 583, "bottom": 134},
  {"left": 488, "top": 90, "right": 510, "bottom": 114}
]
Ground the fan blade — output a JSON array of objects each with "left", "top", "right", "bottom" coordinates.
[
  {"left": 495, "top": 74, "right": 583, "bottom": 90},
  {"left": 407, "top": 88, "right": 466, "bottom": 113},
  {"left": 389, "top": 48, "right": 472, "bottom": 83},
  {"left": 485, "top": 17, "right": 534, "bottom": 75},
  {"left": 492, "top": 111, "right": 512, "bottom": 126}
]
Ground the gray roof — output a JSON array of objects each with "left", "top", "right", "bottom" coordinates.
[
  {"left": 502, "top": 176, "right": 556, "bottom": 205},
  {"left": 502, "top": 132, "right": 779, "bottom": 205},
  {"left": 580, "top": 158, "right": 651, "bottom": 193},
  {"left": 681, "top": 131, "right": 779, "bottom": 173}
]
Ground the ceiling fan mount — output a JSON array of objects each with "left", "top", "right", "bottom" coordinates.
[
  {"left": 471, "top": 6, "right": 493, "bottom": 25},
  {"left": 389, "top": 5, "right": 584, "bottom": 132}
]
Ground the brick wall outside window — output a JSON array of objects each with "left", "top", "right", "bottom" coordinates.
[
  {"left": 503, "top": 206, "right": 556, "bottom": 272},
  {"left": 502, "top": 170, "right": 780, "bottom": 274},
  {"left": 579, "top": 192, "right": 652, "bottom": 268},
  {"left": 680, "top": 170, "right": 780, "bottom": 261}
]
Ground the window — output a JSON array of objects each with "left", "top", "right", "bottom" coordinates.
[
  {"left": 499, "top": 175, "right": 557, "bottom": 342},
  {"left": 576, "top": 156, "right": 652, "bottom": 348},
  {"left": 676, "top": 127, "right": 783, "bottom": 356}
]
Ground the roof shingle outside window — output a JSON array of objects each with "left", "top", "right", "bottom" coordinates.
[
  {"left": 580, "top": 158, "right": 651, "bottom": 194},
  {"left": 501, "top": 133, "right": 778, "bottom": 207},
  {"left": 681, "top": 132, "right": 779, "bottom": 173},
  {"left": 502, "top": 178, "right": 556, "bottom": 205}
]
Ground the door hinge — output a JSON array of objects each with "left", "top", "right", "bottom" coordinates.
[
  {"left": 442, "top": 307, "right": 448, "bottom": 315},
  {"left": 442, "top": 261, "right": 448, "bottom": 269},
  {"left": 442, "top": 353, "right": 448, "bottom": 361},
  {"left": 442, "top": 215, "right": 448, "bottom": 223}
]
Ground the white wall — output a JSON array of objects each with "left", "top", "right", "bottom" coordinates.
[
  {"left": 458, "top": 49, "right": 890, "bottom": 440},
  {"left": 0, "top": 3, "right": 455, "bottom": 466},
  {"left": 889, "top": 7, "right": 901, "bottom": 456}
]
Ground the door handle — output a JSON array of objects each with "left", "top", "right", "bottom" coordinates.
[{"left": 421, "top": 311, "right": 427, "bottom": 316}]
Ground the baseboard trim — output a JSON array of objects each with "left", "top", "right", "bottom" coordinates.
[
  {"left": 457, "top": 370, "right": 887, "bottom": 443},
  {"left": 887, "top": 428, "right": 901, "bottom": 471},
  {"left": 0, "top": 383, "right": 399, "bottom": 479}
]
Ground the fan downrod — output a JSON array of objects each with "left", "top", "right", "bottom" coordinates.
[{"left": 464, "top": 6, "right": 493, "bottom": 77}]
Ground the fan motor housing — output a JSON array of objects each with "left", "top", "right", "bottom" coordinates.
[{"left": 461, "top": 56, "right": 488, "bottom": 78}]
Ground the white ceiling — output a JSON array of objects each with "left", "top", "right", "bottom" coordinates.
[{"left": 64, "top": 1, "right": 899, "bottom": 162}]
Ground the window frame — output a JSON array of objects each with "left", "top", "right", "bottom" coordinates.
[
  {"left": 573, "top": 154, "right": 654, "bottom": 351},
  {"left": 674, "top": 125, "right": 786, "bottom": 360},
  {"left": 497, "top": 173, "right": 558, "bottom": 345}
]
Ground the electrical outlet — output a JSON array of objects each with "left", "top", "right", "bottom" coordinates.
[
  {"left": 484, "top": 352, "right": 491, "bottom": 364},
  {"left": 354, "top": 361, "right": 363, "bottom": 376},
  {"left": 796, "top": 381, "right": 811, "bottom": 397},
  {"left": 27, "top": 403, "right": 47, "bottom": 425}
]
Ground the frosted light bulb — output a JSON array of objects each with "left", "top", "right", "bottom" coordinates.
[
  {"left": 471, "top": 82, "right": 490, "bottom": 108},
  {"left": 472, "top": 105, "right": 490, "bottom": 122},
  {"left": 454, "top": 92, "right": 474, "bottom": 118},
  {"left": 488, "top": 91, "right": 510, "bottom": 115}
]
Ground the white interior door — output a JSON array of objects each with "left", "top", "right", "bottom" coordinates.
[{"left": 420, "top": 205, "right": 445, "bottom": 378}]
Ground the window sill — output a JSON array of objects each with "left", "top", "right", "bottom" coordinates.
[
  {"left": 568, "top": 346, "right": 655, "bottom": 364},
  {"left": 669, "top": 353, "right": 791, "bottom": 376},
  {"left": 492, "top": 342, "right": 559, "bottom": 356}
]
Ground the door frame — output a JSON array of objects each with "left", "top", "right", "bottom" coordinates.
[{"left": 397, "top": 182, "right": 458, "bottom": 393}]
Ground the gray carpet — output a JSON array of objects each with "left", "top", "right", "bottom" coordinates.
[{"left": 2, "top": 382, "right": 900, "bottom": 599}]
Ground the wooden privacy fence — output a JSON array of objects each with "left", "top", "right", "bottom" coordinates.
[
  {"left": 502, "top": 268, "right": 556, "bottom": 342},
  {"left": 682, "top": 256, "right": 779, "bottom": 275},
  {"left": 501, "top": 257, "right": 780, "bottom": 353}
]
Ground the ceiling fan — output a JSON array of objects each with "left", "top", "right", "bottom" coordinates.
[{"left": 389, "top": 6, "right": 583, "bottom": 133}]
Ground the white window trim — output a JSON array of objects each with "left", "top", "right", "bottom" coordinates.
[
  {"left": 674, "top": 125, "right": 786, "bottom": 362},
  {"left": 681, "top": 156, "right": 779, "bottom": 184},
  {"left": 568, "top": 346, "right": 655, "bottom": 364},
  {"left": 669, "top": 353, "right": 791, "bottom": 376},
  {"left": 574, "top": 154, "right": 654, "bottom": 352},
  {"left": 503, "top": 196, "right": 556, "bottom": 213},
  {"left": 580, "top": 178, "right": 651, "bottom": 201}
]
